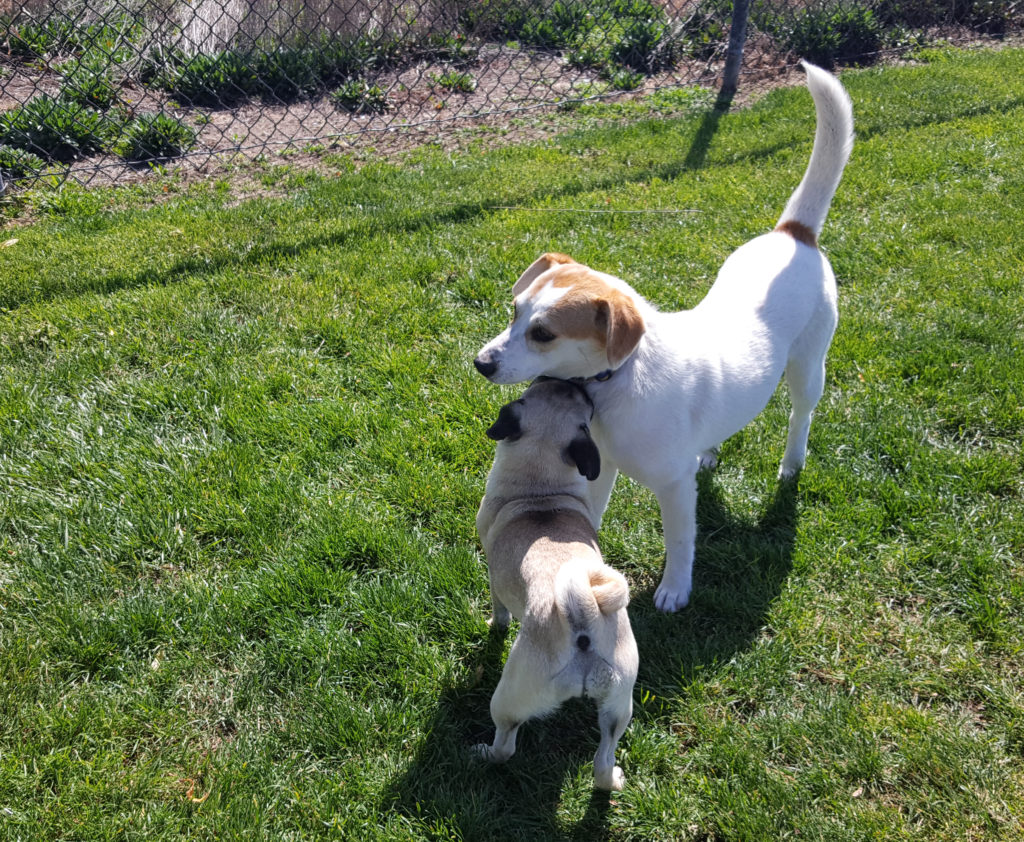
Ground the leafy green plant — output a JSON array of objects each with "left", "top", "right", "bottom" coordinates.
[
  {"left": 0, "top": 95, "right": 112, "bottom": 161},
  {"left": 0, "top": 144, "right": 47, "bottom": 181},
  {"left": 433, "top": 70, "right": 476, "bottom": 93},
  {"left": 113, "top": 113, "right": 198, "bottom": 162},
  {"left": 59, "top": 58, "right": 120, "bottom": 109},
  {"left": 519, "top": 0, "right": 590, "bottom": 48},
  {"left": 143, "top": 36, "right": 412, "bottom": 108},
  {"left": 254, "top": 47, "right": 322, "bottom": 102},
  {"left": 603, "top": 65, "right": 645, "bottom": 90},
  {"left": 1, "top": 12, "right": 143, "bottom": 62},
  {"left": 677, "top": 3, "right": 728, "bottom": 60},
  {"left": 1, "top": 15, "right": 77, "bottom": 59},
  {"left": 605, "top": 0, "right": 681, "bottom": 72},
  {"left": 874, "top": 0, "right": 1019, "bottom": 31},
  {"left": 329, "top": 79, "right": 390, "bottom": 113},
  {"left": 154, "top": 51, "right": 259, "bottom": 107},
  {"left": 459, "top": 0, "right": 684, "bottom": 75},
  {"left": 771, "top": 4, "right": 885, "bottom": 68},
  {"left": 412, "top": 32, "right": 478, "bottom": 64}
]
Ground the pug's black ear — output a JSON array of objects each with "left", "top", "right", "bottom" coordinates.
[
  {"left": 486, "top": 402, "right": 523, "bottom": 442},
  {"left": 564, "top": 424, "right": 600, "bottom": 480}
]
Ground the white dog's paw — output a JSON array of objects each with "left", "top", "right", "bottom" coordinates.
[
  {"left": 653, "top": 580, "right": 691, "bottom": 613},
  {"left": 595, "top": 765, "right": 625, "bottom": 791},
  {"left": 777, "top": 462, "right": 802, "bottom": 481},
  {"left": 698, "top": 449, "right": 718, "bottom": 471}
]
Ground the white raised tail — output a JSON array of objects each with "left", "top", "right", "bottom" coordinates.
[{"left": 777, "top": 61, "right": 855, "bottom": 238}]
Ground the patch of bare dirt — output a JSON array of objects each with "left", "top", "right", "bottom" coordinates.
[{"left": 2, "top": 30, "right": 1019, "bottom": 203}]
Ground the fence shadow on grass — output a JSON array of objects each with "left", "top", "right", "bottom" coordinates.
[
  {"left": 380, "top": 472, "right": 799, "bottom": 839},
  {"left": 682, "top": 87, "right": 736, "bottom": 172}
]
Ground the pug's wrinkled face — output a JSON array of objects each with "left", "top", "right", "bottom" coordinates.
[{"left": 485, "top": 378, "right": 600, "bottom": 481}]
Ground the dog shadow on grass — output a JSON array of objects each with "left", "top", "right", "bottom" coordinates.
[
  {"left": 628, "top": 471, "right": 800, "bottom": 698},
  {"left": 379, "top": 618, "right": 620, "bottom": 840},
  {"left": 380, "top": 473, "right": 800, "bottom": 840}
]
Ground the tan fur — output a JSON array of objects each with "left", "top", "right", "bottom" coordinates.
[
  {"left": 529, "top": 263, "right": 646, "bottom": 366},
  {"left": 589, "top": 567, "right": 630, "bottom": 614},
  {"left": 512, "top": 252, "right": 577, "bottom": 294},
  {"left": 474, "top": 379, "right": 638, "bottom": 791},
  {"left": 775, "top": 219, "right": 818, "bottom": 248},
  {"left": 596, "top": 289, "right": 646, "bottom": 368}
]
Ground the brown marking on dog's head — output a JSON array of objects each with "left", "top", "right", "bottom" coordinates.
[
  {"left": 775, "top": 220, "right": 818, "bottom": 248},
  {"left": 531, "top": 263, "right": 645, "bottom": 367},
  {"left": 512, "top": 252, "right": 578, "bottom": 295}
]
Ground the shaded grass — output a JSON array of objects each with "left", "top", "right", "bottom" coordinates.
[{"left": 1, "top": 47, "right": 1023, "bottom": 840}]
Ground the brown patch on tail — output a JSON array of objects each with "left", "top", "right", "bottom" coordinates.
[{"left": 776, "top": 220, "right": 818, "bottom": 248}]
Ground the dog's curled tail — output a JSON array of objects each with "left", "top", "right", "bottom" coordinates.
[
  {"left": 776, "top": 60, "right": 855, "bottom": 240},
  {"left": 555, "top": 560, "right": 629, "bottom": 648}
]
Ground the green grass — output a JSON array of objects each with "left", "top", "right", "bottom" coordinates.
[{"left": 1, "top": 47, "right": 1023, "bottom": 840}]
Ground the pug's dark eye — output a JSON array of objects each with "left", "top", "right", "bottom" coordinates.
[{"left": 530, "top": 325, "right": 556, "bottom": 343}]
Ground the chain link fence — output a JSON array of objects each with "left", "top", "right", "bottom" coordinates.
[{"left": 1, "top": 0, "right": 1020, "bottom": 191}]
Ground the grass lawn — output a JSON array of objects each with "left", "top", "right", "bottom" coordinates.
[{"left": 1, "top": 47, "right": 1023, "bottom": 840}]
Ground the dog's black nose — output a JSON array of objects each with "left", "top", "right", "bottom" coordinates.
[{"left": 474, "top": 357, "right": 498, "bottom": 378}]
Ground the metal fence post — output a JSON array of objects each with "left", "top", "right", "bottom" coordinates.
[{"left": 720, "top": 0, "right": 751, "bottom": 101}]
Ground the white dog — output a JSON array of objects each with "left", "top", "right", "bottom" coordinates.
[
  {"left": 475, "top": 378, "right": 638, "bottom": 791},
  {"left": 474, "top": 62, "right": 854, "bottom": 613}
]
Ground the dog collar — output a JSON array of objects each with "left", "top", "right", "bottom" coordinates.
[{"left": 571, "top": 369, "right": 613, "bottom": 385}]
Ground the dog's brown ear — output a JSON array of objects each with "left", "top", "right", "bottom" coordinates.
[
  {"left": 563, "top": 424, "right": 600, "bottom": 481},
  {"left": 486, "top": 401, "right": 523, "bottom": 442},
  {"left": 596, "top": 290, "right": 645, "bottom": 368},
  {"left": 512, "top": 252, "right": 577, "bottom": 295}
]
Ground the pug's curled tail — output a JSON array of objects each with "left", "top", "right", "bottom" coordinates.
[{"left": 555, "top": 560, "right": 629, "bottom": 650}]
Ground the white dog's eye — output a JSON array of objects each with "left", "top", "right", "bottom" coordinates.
[{"left": 529, "top": 325, "right": 556, "bottom": 343}]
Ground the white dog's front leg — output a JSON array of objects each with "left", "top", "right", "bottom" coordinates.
[
  {"left": 586, "top": 463, "right": 618, "bottom": 530},
  {"left": 652, "top": 468, "right": 698, "bottom": 612}
]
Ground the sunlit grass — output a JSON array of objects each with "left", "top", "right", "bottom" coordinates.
[{"left": 1, "top": 47, "right": 1022, "bottom": 840}]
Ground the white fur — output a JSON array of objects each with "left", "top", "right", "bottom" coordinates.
[{"left": 475, "top": 62, "right": 854, "bottom": 612}]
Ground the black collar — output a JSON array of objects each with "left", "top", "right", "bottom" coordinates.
[{"left": 571, "top": 369, "right": 613, "bottom": 385}]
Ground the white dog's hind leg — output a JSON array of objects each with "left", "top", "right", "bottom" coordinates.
[
  {"left": 472, "top": 718, "right": 520, "bottom": 763},
  {"left": 652, "top": 465, "right": 699, "bottom": 612},
  {"left": 698, "top": 448, "right": 719, "bottom": 471},
  {"left": 779, "top": 353, "right": 827, "bottom": 479}
]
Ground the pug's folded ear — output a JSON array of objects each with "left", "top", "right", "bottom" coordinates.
[
  {"left": 486, "top": 401, "right": 523, "bottom": 442},
  {"left": 564, "top": 424, "right": 600, "bottom": 480}
]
